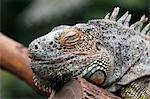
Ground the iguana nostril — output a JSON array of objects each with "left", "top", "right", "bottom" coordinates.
[{"left": 34, "top": 45, "right": 38, "bottom": 49}]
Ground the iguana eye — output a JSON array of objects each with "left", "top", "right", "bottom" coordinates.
[{"left": 60, "top": 29, "right": 82, "bottom": 47}]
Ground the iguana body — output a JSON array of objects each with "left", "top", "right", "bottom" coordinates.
[{"left": 28, "top": 7, "right": 150, "bottom": 98}]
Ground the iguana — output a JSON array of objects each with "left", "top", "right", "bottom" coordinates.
[{"left": 28, "top": 7, "right": 150, "bottom": 99}]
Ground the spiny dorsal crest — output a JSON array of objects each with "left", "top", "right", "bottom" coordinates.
[{"left": 104, "top": 7, "right": 149, "bottom": 36}]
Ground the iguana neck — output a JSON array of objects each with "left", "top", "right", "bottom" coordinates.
[{"left": 88, "top": 19, "right": 145, "bottom": 84}]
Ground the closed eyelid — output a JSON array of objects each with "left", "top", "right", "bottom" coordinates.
[{"left": 60, "top": 29, "right": 83, "bottom": 47}]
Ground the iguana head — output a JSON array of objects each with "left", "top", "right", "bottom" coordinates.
[
  {"left": 28, "top": 24, "right": 114, "bottom": 91},
  {"left": 28, "top": 7, "right": 150, "bottom": 99}
]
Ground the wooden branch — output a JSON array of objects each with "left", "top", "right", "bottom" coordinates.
[
  {"left": 0, "top": 33, "right": 121, "bottom": 99},
  {"left": 51, "top": 77, "right": 121, "bottom": 99},
  {"left": 0, "top": 33, "right": 50, "bottom": 96}
]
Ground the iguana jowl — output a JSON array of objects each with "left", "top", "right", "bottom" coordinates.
[{"left": 28, "top": 7, "right": 150, "bottom": 98}]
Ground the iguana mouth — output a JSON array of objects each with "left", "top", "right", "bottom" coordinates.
[
  {"left": 29, "top": 53, "right": 75, "bottom": 64},
  {"left": 29, "top": 51, "right": 90, "bottom": 64}
]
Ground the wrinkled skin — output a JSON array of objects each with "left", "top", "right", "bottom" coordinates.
[
  {"left": 28, "top": 24, "right": 114, "bottom": 90},
  {"left": 28, "top": 7, "right": 150, "bottom": 98}
]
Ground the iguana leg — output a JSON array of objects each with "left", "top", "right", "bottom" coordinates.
[
  {"left": 117, "top": 49, "right": 150, "bottom": 99},
  {"left": 120, "top": 76, "right": 150, "bottom": 99}
]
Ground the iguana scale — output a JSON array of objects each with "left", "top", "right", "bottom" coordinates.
[{"left": 28, "top": 7, "right": 150, "bottom": 99}]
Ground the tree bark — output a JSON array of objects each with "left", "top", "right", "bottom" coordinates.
[
  {"left": 0, "top": 33, "right": 50, "bottom": 96},
  {"left": 51, "top": 77, "right": 121, "bottom": 99},
  {"left": 0, "top": 33, "right": 121, "bottom": 99}
]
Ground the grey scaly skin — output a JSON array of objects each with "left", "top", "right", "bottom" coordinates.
[{"left": 28, "top": 7, "right": 150, "bottom": 98}]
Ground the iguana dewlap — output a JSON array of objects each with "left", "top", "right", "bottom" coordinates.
[{"left": 28, "top": 7, "right": 150, "bottom": 98}]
